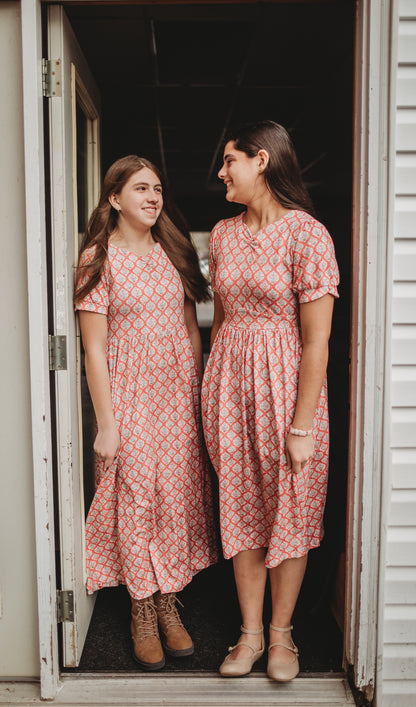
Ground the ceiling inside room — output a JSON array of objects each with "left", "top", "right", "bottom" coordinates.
[{"left": 65, "top": 0, "right": 355, "bottom": 231}]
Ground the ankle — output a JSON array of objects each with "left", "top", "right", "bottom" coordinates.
[
  {"left": 270, "top": 623, "right": 293, "bottom": 632},
  {"left": 241, "top": 624, "right": 263, "bottom": 634}
]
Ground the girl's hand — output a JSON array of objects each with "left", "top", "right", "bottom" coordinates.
[
  {"left": 285, "top": 433, "right": 315, "bottom": 475},
  {"left": 94, "top": 424, "right": 120, "bottom": 469}
]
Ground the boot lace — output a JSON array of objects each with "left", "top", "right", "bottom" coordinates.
[
  {"left": 158, "top": 593, "right": 185, "bottom": 629},
  {"left": 133, "top": 597, "right": 159, "bottom": 639}
]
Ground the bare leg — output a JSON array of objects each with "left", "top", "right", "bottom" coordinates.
[
  {"left": 227, "top": 547, "right": 267, "bottom": 661},
  {"left": 268, "top": 554, "right": 308, "bottom": 665}
]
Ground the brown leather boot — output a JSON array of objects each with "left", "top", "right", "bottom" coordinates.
[
  {"left": 154, "top": 591, "right": 194, "bottom": 657},
  {"left": 131, "top": 595, "right": 165, "bottom": 670}
]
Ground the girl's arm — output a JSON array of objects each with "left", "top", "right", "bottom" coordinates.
[
  {"left": 184, "top": 297, "right": 203, "bottom": 382},
  {"left": 210, "top": 293, "right": 225, "bottom": 349},
  {"left": 78, "top": 310, "right": 120, "bottom": 469},
  {"left": 285, "top": 293, "right": 335, "bottom": 474}
]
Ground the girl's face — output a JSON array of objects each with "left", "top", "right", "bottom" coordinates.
[
  {"left": 218, "top": 140, "right": 263, "bottom": 205},
  {"left": 111, "top": 168, "right": 163, "bottom": 230}
]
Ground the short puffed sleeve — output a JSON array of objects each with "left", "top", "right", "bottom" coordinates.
[
  {"left": 75, "top": 246, "right": 109, "bottom": 314},
  {"left": 208, "top": 223, "right": 220, "bottom": 293},
  {"left": 292, "top": 218, "right": 340, "bottom": 303}
]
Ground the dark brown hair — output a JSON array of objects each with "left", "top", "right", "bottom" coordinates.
[
  {"left": 228, "top": 120, "right": 315, "bottom": 217},
  {"left": 74, "top": 155, "right": 210, "bottom": 304}
]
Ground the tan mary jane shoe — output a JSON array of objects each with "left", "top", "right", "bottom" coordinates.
[
  {"left": 267, "top": 624, "right": 299, "bottom": 682},
  {"left": 219, "top": 625, "right": 265, "bottom": 677}
]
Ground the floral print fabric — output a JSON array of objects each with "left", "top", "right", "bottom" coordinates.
[{"left": 201, "top": 210, "right": 339, "bottom": 567}]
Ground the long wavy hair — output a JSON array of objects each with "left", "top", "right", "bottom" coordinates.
[
  {"left": 227, "top": 120, "right": 315, "bottom": 217},
  {"left": 74, "top": 155, "right": 211, "bottom": 304}
]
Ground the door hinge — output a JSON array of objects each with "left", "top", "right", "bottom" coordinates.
[
  {"left": 42, "top": 58, "right": 62, "bottom": 98},
  {"left": 57, "top": 590, "right": 74, "bottom": 623},
  {"left": 49, "top": 334, "right": 67, "bottom": 371}
]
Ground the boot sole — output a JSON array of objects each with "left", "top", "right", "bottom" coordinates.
[
  {"left": 132, "top": 652, "right": 166, "bottom": 671},
  {"left": 163, "top": 641, "right": 195, "bottom": 658}
]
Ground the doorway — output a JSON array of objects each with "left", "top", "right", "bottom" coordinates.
[{"left": 57, "top": 0, "right": 354, "bottom": 674}]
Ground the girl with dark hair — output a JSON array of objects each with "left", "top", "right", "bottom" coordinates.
[
  {"left": 75, "top": 155, "right": 217, "bottom": 671},
  {"left": 201, "top": 121, "right": 339, "bottom": 682}
]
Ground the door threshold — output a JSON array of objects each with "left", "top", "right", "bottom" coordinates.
[{"left": 1, "top": 673, "right": 355, "bottom": 706}]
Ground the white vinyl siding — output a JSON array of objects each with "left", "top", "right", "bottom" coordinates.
[{"left": 382, "top": 1, "right": 416, "bottom": 704}]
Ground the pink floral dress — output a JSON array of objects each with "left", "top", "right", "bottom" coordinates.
[
  {"left": 201, "top": 210, "right": 339, "bottom": 567},
  {"left": 76, "top": 242, "right": 218, "bottom": 600}
]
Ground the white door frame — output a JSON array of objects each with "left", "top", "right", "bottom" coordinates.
[
  {"left": 344, "top": 0, "right": 395, "bottom": 702},
  {"left": 22, "top": 0, "right": 393, "bottom": 700},
  {"left": 21, "top": 0, "right": 59, "bottom": 699}
]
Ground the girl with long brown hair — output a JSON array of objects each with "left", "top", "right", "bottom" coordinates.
[
  {"left": 201, "top": 121, "right": 339, "bottom": 681},
  {"left": 75, "top": 155, "right": 217, "bottom": 671}
]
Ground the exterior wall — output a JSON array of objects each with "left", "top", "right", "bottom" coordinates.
[
  {"left": 0, "top": 1, "right": 40, "bottom": 677},
  {"left": 381, "top": 0, "right": 416, "bottom": 704}
]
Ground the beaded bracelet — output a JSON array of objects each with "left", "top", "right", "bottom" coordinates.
[{"left": 289, "top": 426, "right": 313, "bottom": 437}]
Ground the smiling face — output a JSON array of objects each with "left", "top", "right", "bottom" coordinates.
[
  {"left": 110, "top": 167, "right": 163, "bottom": 231},
  {"left": 218, "top": 140, "right": 265, "bottom": 205}
]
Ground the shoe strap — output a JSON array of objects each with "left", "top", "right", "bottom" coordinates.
[
  {"left": 228, "top": 640, "right": 259, "bottom": 655},
  {"left": 268, "top": 641, "right": 298, "bottom": 655},
  {"left": 228, "top": 637, "right": 265, "bottom": 654},
  {"left": 269, "top": 624, "right": 293, "bottom": 632},
  {"left": 240, "top": 624, "right": 264, "bottom": 635},
  {"left": 228, "top": 626, "right": 265, "bottom": 654}
]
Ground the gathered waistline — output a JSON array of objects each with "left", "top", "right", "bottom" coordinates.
[
  {"left": 223, "top": 317, "right": 298, "bottom": 333},
  {"left": 107, "top": 324, "right": 187, "bottom": 343}
]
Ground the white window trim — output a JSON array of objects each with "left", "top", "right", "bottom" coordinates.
[{"left": 375, "top": 0, "right": 398, "bottom": 705}]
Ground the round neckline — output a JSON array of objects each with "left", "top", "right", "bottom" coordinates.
[
  {"left": 108, "top": 240, "right": 160, "bottom": 260},
  {"left": 240, "top": 209, "right": 296, "bottom": 238}
]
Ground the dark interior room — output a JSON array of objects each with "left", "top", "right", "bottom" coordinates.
[{"left": 62, "top": 0, "right": 355, "bottom": 674}]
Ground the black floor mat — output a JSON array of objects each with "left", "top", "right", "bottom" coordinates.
[{"left": 66, "top": 553, "right": 343, "bottom": 674}]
